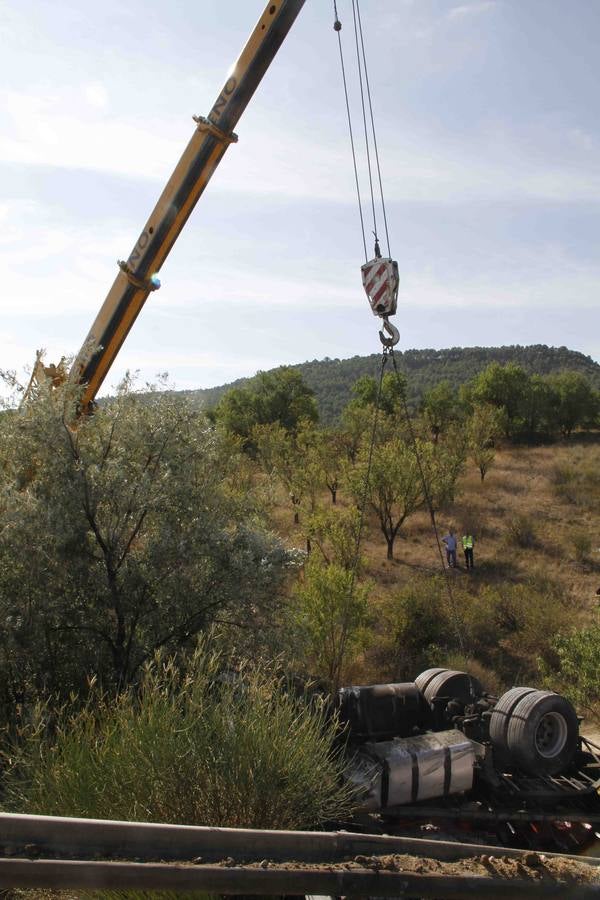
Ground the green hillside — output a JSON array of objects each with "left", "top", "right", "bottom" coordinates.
[{"left": 184, "top": 344, "right": 600, "bottom": 424}]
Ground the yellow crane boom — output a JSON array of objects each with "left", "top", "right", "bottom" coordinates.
[{"left": 69, "top": 0, "right": 306, "bottom": 411}]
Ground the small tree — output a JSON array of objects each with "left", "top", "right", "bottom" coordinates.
[
  {"left": 467, "top": 404, "right": 501, "bottom": 481},
  {"left": 253, "top": 420, "right": 321, "bottom": 525},
  {"left": 314, "top": 428, "right": 347, "bottom": 504},
  {"left": 522, "top": 374, "right": 557, "bottom": 437},
  {"left": 421, "top": 380, "right": 459, "bottom": 443},
  {"left": 471, "top": 362, "right": 530, "bottom": 438},
  {"left": 350, "top": 371, "right": 408, "bottom": 417},
  {"left": 349, "top": 437, "right": 461, "bottom": 561},
  {"left": 340, "top": 401, "right": 374, "bottom": 464},
  {"left": 213, "top": 366, "right": 318, "bottom": 448},
  {"left": 295, "top": 557, "right": 368, "bottom": 692},
  {"left": 303, "top": 507, "right": 362, "bottom": 571},
  {"left": 547, "top": 371, "right": 599, "bottom": 437}
]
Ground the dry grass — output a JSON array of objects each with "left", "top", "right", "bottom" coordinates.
[
  {"left": 441, "top": 440, "right": 600, "bottom": 604},
  {"left": 267, "top": 437, "right": 600, "bottom": 692}
]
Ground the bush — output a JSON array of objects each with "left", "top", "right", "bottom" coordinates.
[
  {"left": 457, "top": 581, "right": 573, "bottom": 686},
  {"left": 572, "top": 529, "right": 592, "bottom": 563},
  {"left": 294, "top": 557, "right": 369, "bottom": 692},
  {"left": 2, "top": 642, "right": 355, "bottom": 833},
  {"left": 372, "top": 576, "right": 467, "bottom": 681},
  {"left": 506, "top": 514, "right": 537, "bottom": 548},
  {"left": 442, "top": 653, "right": 505, "bottom": 698},
  {"left": 541, "top": 620, "right": 600, "bottom": 715},
  {"left": 551, "top": 454, "right": 600, "bottom": 510}
]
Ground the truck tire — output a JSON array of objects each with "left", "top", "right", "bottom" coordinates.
[
  {"left": 506, "top": 690, "right": 579, "bottom": 776},
  {"left": 423, "top": 670, "right": 482, "bottom": 709},
  {"left": 489, "top": 687, "right": 537, "bottom": 755},
  {"left": 415, "top": 668, "right": 448, "bottom": 694}
]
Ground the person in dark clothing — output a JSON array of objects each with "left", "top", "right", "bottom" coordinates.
[{"left": 462, "top": 533, "right": 474, "bottom": 569}]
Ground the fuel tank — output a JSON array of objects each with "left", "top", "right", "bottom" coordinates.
[
  {"left": 337, "top": 682, "right": 428, "bottom": 741},
  {"left": 348, "top": 729, "right": 476, "bottom": 811}
]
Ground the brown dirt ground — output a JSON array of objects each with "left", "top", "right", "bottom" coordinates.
[{"left": 10, "top": 849, "right": 600, "bottom": 899}]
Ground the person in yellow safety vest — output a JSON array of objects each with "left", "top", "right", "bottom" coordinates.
[{"left": 462, "top": 533, "right": 474, "bottom": 570}]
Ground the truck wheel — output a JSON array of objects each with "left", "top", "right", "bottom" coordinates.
[
  {"left": 423, "top": 670, "right": 482, "bottom": 708},
  {"left": 415, "top": 668, "right": 448, "bottom": 694},
  {"left": 489, "top": 687, "right": 537, "bottom": 755},
  {"left": 506, "top": 690, "right": 579, "bottom": 776}
]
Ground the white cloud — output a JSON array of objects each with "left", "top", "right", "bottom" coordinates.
[
  {"left": 404, "top": 268, "right": 600, "bottom": 312},
  {"left": 447, "top": 2, "right": 497, "bottom": 21},
  {"left": 2, "top": 85, "right": 599, "bottom": 210},
  {"left": 83, "top": 82, "right": 109, "bottom": 110},
  {"left": 0, "top": 88, "right": 182, "bottom": 181},
  {"left": 568, "top": 128, "right": 595, "bottom": 152}
]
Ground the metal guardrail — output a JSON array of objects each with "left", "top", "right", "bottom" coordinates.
[
  {"left": 2, "top": 857, "right": 600, "bottom": 898},
  {"left": 1, "top": 812, "right": 600, "bottom": 897}
]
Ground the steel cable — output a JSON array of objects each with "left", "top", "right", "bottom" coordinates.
[
  {"left": 389, "top": 350, "right": 466, "bottom": 654},
  {"left": 333, "top": 0, "right": 368, "bottom": 261},
  {"left": 355, "top": 0, "right": 392, "bottom": 258}
]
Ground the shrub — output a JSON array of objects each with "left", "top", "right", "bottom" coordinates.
[
  {"left": 294, "top": 557, "right": 369, "bottom": 692},
  {"left": 442, "top": 653, "right": 505, "bottom": 698},
  {"left": 550, "top": 454, "right": 600, "bottom": 510},
  {"left": 2, "top": 642, "right": 355, "bottom": 833},
  {"left": 541, "top": 620, "right": 600, "bottom": 715},
  {"left": 551, "top": 462, "right": 575, "bottom": 487},
  {"left": 506, "top": 514, "right": 536, "bottom": 548},
  {"left": 459, "top": 581, "right": 573, "bottom": 685},
  {"left": 373, "top": 576, "right": 467, "bottom": 681},
  {"left": 572, "top": 529, "right": 592, "bottom": 563}
]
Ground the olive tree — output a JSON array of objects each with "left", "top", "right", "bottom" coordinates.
[{"left": 0, "top": 378, "right": 291, "bottom": 712}]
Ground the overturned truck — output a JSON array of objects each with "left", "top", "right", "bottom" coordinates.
[{"left": 339, "top": 669, "right": 600, "bottom": 852}]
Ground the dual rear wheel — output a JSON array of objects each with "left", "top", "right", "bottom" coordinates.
[
  {"left": 415, "top": 670, "right": 579, "bottom": 776},
  {"left": 490, "top": 688, "right": 578, "bottom": 775}
]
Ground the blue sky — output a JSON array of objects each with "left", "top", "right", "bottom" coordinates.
[{"left": 1, "top": 0, "right": 599, "bottom": 396}]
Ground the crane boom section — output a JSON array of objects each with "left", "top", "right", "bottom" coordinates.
[{"left": 70, "top": 0, "right": 306, "bottom": 409}]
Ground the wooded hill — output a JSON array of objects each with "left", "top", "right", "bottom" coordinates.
[{"left": 185, "top": 345, "right": 600, "bottom": 424}]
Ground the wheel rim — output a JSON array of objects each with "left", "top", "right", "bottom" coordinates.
[{"left": 534, "top": 711, "right": 568, "bottom": 758}]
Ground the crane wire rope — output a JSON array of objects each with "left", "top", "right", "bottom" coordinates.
[
  {"left": 333, "top": 2, "right": 465, "bottom": 657},
  {"left": 349, "top": 0, "right": 380, "bottom": 255},
  {"left": 354, "top": 0, "right": 392, "bottom": 258},
  {"left": 389, "top": 350, "right": 466, "bottom": 654},
  {"left": 333, "top": 0, "right": 368, "bottom": 261},
  {"left": 347, "top": 350, "right": 388, "bottom": 609}
]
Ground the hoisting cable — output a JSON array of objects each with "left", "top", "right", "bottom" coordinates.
[
  {"left": 333, "top": 1, "right": 466, "bottom": 662},
  {"left": 347, "top": 351, "right": 388, "bottom": 606},
  {"left": 350, "top": 0, "right": 380, "bottom": 257},
  {"left": 333, "top": 0, "right": 368, "bottom": 261},
  {"left": 332, "top": 0, "right": 399, "bottom": 621},
  {"left": 389, "top": 349, "right": 466, "bottom": 655},
  {"left": 354, "top": 0, "right": 392, "bottom": 259}
]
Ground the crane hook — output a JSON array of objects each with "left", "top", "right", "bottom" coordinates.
[{"left": 379, "top": 316, "right": 400, "bottom": 349}]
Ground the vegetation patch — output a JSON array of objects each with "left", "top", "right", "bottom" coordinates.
[{"left": 2, "top": 642, "right": 354, "bottom": 830}]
